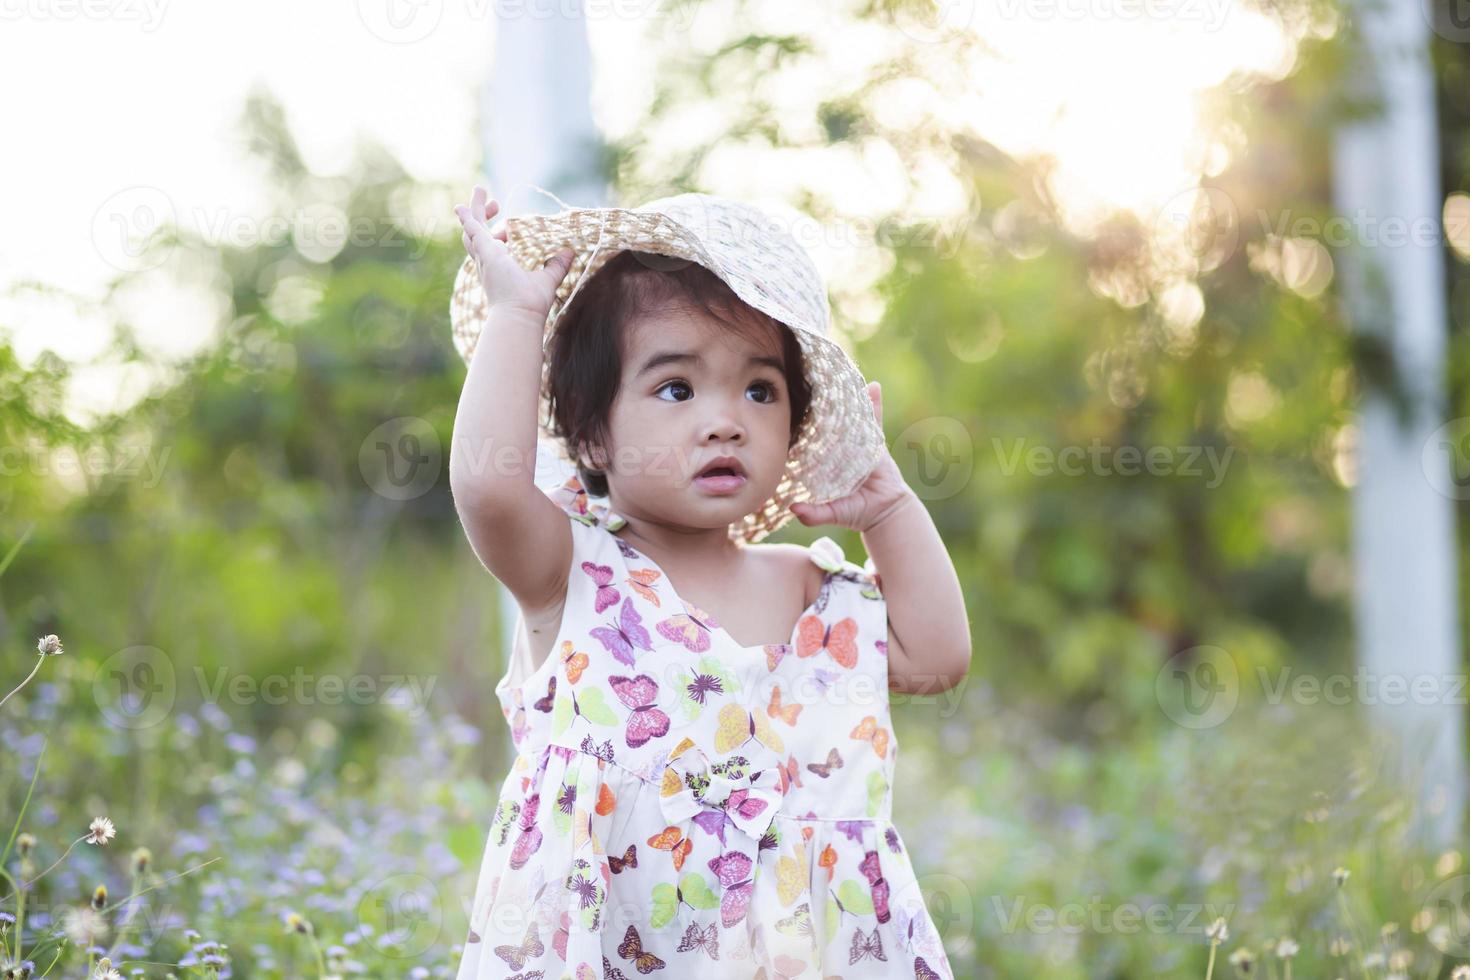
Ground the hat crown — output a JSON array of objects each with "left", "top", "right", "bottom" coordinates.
[{"left": 635, "top": 193, "right": 833, "bottom": 342}]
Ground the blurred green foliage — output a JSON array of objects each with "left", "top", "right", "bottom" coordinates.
[{"left": 5, "top": 0, "right": 1470, "bottom": 976}]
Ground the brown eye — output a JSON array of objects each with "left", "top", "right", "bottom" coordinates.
[
  {"left": 655, "top": 380, "right": 692, "bottom": 402},
  {"left": 748, "top": 381, "right": 778, "bottom": 403}
]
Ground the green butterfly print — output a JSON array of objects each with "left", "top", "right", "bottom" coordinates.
[
  {"left": 650, "top": 872, "right": 720, "bottom": 929},
  {"left": 671, "top": 656, "right": 741, "bottom": 723},
  {"left": 866, "top": 770, "right": 887, "bottom": 818},
  {"left": 489, "top": 798, "right": 519, "bottom": 847},
  {"left": 822, "top": 878, "right": 875, "bottom": 946},
  {"left": 552, "top": 685, "right": 619, "bottom": 736}
]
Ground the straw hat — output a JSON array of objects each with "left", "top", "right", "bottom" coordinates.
[{"left": 448, "top": 188, "right": 885, "bottom": 544}]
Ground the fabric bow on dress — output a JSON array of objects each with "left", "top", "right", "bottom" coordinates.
[{"left": 659, "top": 737, "right": 783, "bottom": 849}]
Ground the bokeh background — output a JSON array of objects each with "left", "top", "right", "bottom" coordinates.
[{"left": 6, "top": 0, "right": 1470, "bottom": 976}]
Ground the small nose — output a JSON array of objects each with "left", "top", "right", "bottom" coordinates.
[{"left": 700, "top": 409, "right": 746, "bottom": 445}]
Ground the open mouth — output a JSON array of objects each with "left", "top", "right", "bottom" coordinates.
[{"left": 694, "top": 458, "right": 747, "bottom": 492}]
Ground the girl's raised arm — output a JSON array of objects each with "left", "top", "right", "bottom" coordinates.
[{"left": 448, "top": 187, "right": 577, "bottom": 620}]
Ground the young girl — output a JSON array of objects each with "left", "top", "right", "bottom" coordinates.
[{"left": 448, "top": 185, "right": 969, "bottom": 979}]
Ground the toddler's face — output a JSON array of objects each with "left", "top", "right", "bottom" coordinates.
[{"left": 592, "top": 302, "right": 794, "bottom": 533}]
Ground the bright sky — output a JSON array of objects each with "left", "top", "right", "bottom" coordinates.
[{"left": 0, "top": 0, "right": 1319, "bottom": 424}]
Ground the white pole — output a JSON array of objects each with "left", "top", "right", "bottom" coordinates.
[
  {"left": 1332, "top": 0, "right": 1464, "bottom": 845},
  {"left": 480, "top": 0, "right": 609, "bottom": 725}
]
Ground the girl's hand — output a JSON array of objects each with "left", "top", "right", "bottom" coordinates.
[
  {"left": 454, "top": 185, "right": 576, "bottom": 321},
  {"left": 789, "top": 381, "right": 916, "bottom": 533}
]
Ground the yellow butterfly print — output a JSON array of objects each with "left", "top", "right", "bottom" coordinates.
[{"left": 716, "top": 702, "right": 785, "bottom": 755}]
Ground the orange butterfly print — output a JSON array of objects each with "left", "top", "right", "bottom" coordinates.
[
  {"left": 795, "top": 614, "right": 859, "bottom": 669},
  {"left": 776, "top": 753, "right": 804, "bottom": 794},
  {"left": 559, "top": 641, "right": 589, "bottom": 684},
  {"left": 767, "top": 685, "right": 802, "bottom": 726},
  {"left": 647, "top": 825, "right": 693, "bottom": 871},
  {"left": 595, "top": 783, "right": 617, "bottom": 816},
  {"left": 850, "top": 715, "right": 889, "bottom": 758},
  {"left": 818, "top": 843, "right": 838, "bottom": 870},
  {"left": 627, "top": 567, "right": 662, "bottom": 606}
]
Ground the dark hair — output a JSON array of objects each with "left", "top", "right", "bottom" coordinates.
[{"left": 545, "top": 250, "right": 813, "bottom": 499}]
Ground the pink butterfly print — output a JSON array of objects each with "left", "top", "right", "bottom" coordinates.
[
  {"left": 591, "top": 597, "right": 653, "bottom": 667},
  {"left": 859, "top": 849, "right": 892, "bottom": 923},
  {"left": 723, "top": 787, "right": 771, "bottom": 823},
  {"left": 509, "top": 791, "right": 543, "bottom": 870},
  {"left": 914, "top": 954, "right": 944, "bottom": 979},
  {"left": 769, "top": 953, "right": 808, "bottom": 980},
  {"left": 552, "top": 909, "right": 571, "bottom": 962},
  {"left": 607, "top": 674, "right": 671, "bottom": 748},
  {"left": 848, "top": 925, "right": 887, "bottom": 964},
  {"left": 876, "top": 638, "right": 888, "bottom": 658},
  {"left": 835, "top": 819, "right": 865, "bottom": 843},
  {"left": 656, "top": 604, "right": 718, "bottom": 653},
  {"left": 708, "top": 850, "right": 755, "bottom": 928},
  {"left": 675, "top": 920, "right": 719, "bottom": 959},
  {"left": 581, "top": 561, "right": 621, "bottom": 613}
]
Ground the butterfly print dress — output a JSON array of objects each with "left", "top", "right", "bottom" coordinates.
[{"left": 455, "top": 475, "right": 957, "bottom": 980}]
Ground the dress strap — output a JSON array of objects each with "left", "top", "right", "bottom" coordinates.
[
  {"left": 807, "top": 535, "right": 882, "bottom": 591},
  {"left": 542, "top": 474, "right": 627, "bottom": 530}
]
